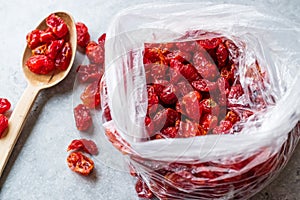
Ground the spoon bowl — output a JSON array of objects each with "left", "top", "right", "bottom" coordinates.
[
  {"left": 0, "top": 11, "right": 77, "bottom": 177},
  {"left": 22, "top": 12, "right": 77, "bottom": 88}
]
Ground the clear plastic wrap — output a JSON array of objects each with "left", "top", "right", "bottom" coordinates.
[{"left": 100, "top": 3, "right": 300, "bottom": 199}]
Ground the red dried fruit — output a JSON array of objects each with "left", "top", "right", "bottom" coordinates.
[
  {"left": 73, "top": 104, "right": 92, "bottom": 131},
  {"left": 80, "top": 81, "right": 101, "bottom": 109},
  {"left": 225, "top": 110, "right": 240, "bottom": 125},
  {"left": 75, "top": 22, "right": 91, "bottom": 49},
  {"left": 143, "top": 48, "right": 162, "bottom": 64},
  {"left": 161, "top": 127, "right": 178, "bottom": 138},
  {"left": 46, "top": 14, "right": 68, "bottom": 38},
  {"left": 193, "top": 51, "right": 219, "bottom": 81},
  {"left": 26, "top": 55, "right": 55, "bottom": 75},
  {"left": 147, "top": 85, "right": 159, "bottom": 115},
  {"left": 179, "top": 63, "right": 201, "bottom": 82},
  {"left": 177, "top": 91, "right": 202, "bottom": 121},
  {"left": 159, "top": 84, "right": 178, "bottom": 105},
  {"left": 76, "top": 64, "right": 103, "bottom": 83},
  {"left": 46, "top": 39, "right": 64, "bottom": 60},
  {"left": 176, "top": 41, "right": 197, "bottom": 53},
  {"left": 152, "top": 108, "right": 179, "bottom": 132},
  {"left": 192, "top": 79, "right": 217, "bottom": 92},
  {"left": 178, "top": 120, "right": 206, "bottom": 137},
  {"left": 197, "top": 38, "right": 222, "bottom": 50},
  {"left": 103, "top": 105, "right": 112, "bottom": 122},
  {"left": 135, "top": 178, "right": 154, "bottom": 199},
  {"left": 67, "top": 139, "right": 98, "bottom": 155},
  {"left": 213, "top": 120, "right": 233, "bottom": 134},
  {"left": 98, "top": 33, "right": 106, "bottom": 44},
  {"left": 200, "top": 113, "right": 218, "bottom": 132},
  {"left": 54, "top": 41, "right": 72, "bottom": 71},
  {"left": 216, "top": 42, "right": 229, "bottom": 67},
  {"left": 0, "top": 114, "right": 9, "bottom": 138},
  {"left": 166, "top": 50, "right": 192, "bottom": 64},
  {"left": 67, "top": 152, "right": 94, "bottom": 176},
  {"left": 150, "top": 63, "right": 168, "bottom": 82},
  {"left": 39, "top": 28, "right": 56, "bottom": 44},
  {"left": 26, "top": 29, "right": 42, "bottom": 49},
  {"left": 0, "top": 98, "right": 11, "bottom": 114},
  {"left": 228, "top": 84, "right": 244, "bottom": 99},
  {"left": 200, "top": 98, "right": 220, "bottom": 116},
  {"left": 86, "top": 41, "right": 104, "bottom": 64}
]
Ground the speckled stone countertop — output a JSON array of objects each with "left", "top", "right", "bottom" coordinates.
[{"left": 0, "top": 0, "right": 299, "bottom": 199}]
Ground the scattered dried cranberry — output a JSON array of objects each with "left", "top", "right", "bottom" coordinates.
[
  {"left": 86, "top": 41, "right": 104, "bottom": 64},
  {"left": 0, "top": 114, "right": 9, "bottom": 138},
  {"left": 76, "top": 64, "right": 103, "bottom": 83},
  {"left": 0, "top": 98, "right": 11, "bottom": 114},
  {"left": 80, "top": 81, "right": 101, "bottom": 109},
  {"left": 67, "top": 152, "right": 94, "bottom": 176},
  {"left": 76, "top": 22, "right": 91, "bottom": 49},
  {"left": 73, "top": 104, "right": 92, "bottom": 131},
  {"left": 67, "top": 139, "right": 98, "bottom": 155}
]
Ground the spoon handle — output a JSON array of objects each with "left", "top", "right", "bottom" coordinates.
[{"left": 0, "top": 84, "right": 40, "bottom": 177}]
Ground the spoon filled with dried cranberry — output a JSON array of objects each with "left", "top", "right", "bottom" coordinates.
[{"left": 0, "top": 12, "right": 77, "bottom": 177}]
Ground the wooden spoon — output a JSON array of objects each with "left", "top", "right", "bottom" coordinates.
[{"left": 0, "top": 12, "right": 77, "bottom": 177}]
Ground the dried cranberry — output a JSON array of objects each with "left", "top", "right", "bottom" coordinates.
[
  {"left": 150, "top": 63, "right": 168, "bottom": 82},
  {"left": 176, "top": 41, "right": 198, "bottom": 53},
  {"left": 80, "top": 81, "right": 101, "bottom": 109},
  {"left": 200, "top": 113, "right": 218, "bottom": 132},
  {"left": 26, "top": 29, "right": 42, "bottom": 49},
  {"left": 135, "top": 179, "right": 154, "bottom": 199},
  {"left": 67, "top": 139, "right": 98, "bottom": 155},
  {"left": 46, "top": 39, "right": 64, "bottom": 60},
  {"left": 177, "top": 91, "right": 202, "bottom": 121},
  {"left": 76, "top": 64, "right": 103, "bottom": 83},
  {"left": 40, "top": 28, "right": 56, "bottom": 44},
  {"left": 147, "top": 85, "right": 159, "bottom": 115},
  {"left": 216, "top": 42, "right": 229, "bottom": 67},
  {"left": 192, "top": 79, "right": 217, "bottom": 92},
  {"left": 54, "top": 42, "right": 72, "bottom": 71},
  {"left": 228, "top": 84, "right": 244, "bottom": 99},
  {"left": 193, "top": 51, "right": 219, "bottom": 81},
  {"left": 73, "top": 104, "right": 92, "bottom": 131},
  {"left": 67, "top": 152, "right": 94, "bottom": 176},
  {"left": 161, "top": 127, "right": 178, "bottom": 138},
  {"left": 86, "top": 41, "right": 104, "bottom": 64},
  {"left": 152, "top": 108, "right": 179, "bottom": 132},
  {"left": 0, "top": 98, "right": 11, "bottom": 114},
  {"left": 0, "top": 114, "right": 8, "bottom": 138},
  {"left": 213, "top": 120, "right": 233, "bottom": 134},
  {"left": 159, "top": 84, "right": 178, "bottom": 105},
  {"left": 75, "top": 22, "right": 91, "bottom": 49},
  {"left": 225, "top": 110, "right": 240, "bottom": 125},
  {"left": 178, "top": 120, "right": 206, "bottom": 138},
  {"left": 200, "top": 98, "right": 220, "bottom": 116},
  {"left": 197, "top": 38, "right": 222, "bottom": 50},
  {"left": 26, "top": 55, "right": 55, "bottom": 75},
  {"left": 46, "top": 14, "right": 68, "bottom": 38},
  {"left": 98, "top": 33, "right": 106, "bottom": 44}
]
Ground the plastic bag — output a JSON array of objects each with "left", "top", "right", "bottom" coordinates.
[{"left": 101, "top": 3, "right": 300, "bottom": 199}]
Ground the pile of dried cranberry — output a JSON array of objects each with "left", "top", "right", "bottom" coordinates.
[
  {"left": 26, "top": 14, "right": 72, "bottom": 75},
  {"left": 143, "top": 34, "right": 253, "bottom": 140},
  {"left": 66, "top": 22, "right": 105, "bottom": 176}
]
